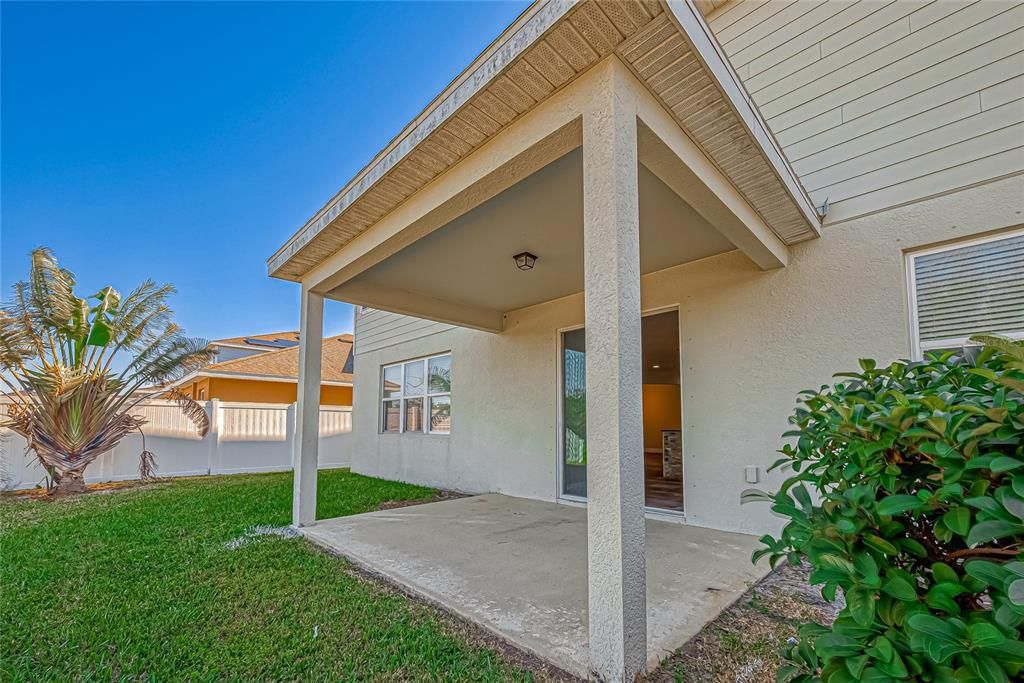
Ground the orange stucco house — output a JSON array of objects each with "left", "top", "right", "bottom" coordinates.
[{"left": 173, "top": 332, "right": 353, "bottom": 405}]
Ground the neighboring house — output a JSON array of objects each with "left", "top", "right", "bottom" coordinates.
[
  {"left": 208, "top": 330, "right": 302, "bottom": 363},
  {"left": 174, "top": 333, "right": 353, "bottom": 405},
  {"left": 268, "top": 1, "right": 1024, "bottom": 680}
]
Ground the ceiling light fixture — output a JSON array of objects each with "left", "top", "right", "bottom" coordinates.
[{"left": 513, "top": 251, "right": 538, "bottom": 271}]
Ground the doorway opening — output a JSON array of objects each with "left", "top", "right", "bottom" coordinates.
[
  {"left": 559, "top": 309, "right": 684, "bottom": 512},
  {"left": 641, "top": 310, "right": 683, "bottom": 511}
]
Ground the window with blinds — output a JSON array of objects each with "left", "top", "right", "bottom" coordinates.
[{"left": 908, "top": 229, "right": 1024, "bottom": 356}]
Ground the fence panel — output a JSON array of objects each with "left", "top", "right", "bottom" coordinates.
[
  {"left": 217, "top": 402, "right": 292, "bottom": 474},
  {"left": 130, "top": 400, "right": 204, "bottom": 439},
  {"left": 317, "top": 406, "right": 353, "bottom": 469},
  {"left": 0, "top": 400, "right": 352, "bottom": 490}
]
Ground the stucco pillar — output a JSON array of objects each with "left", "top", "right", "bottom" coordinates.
[
  {"left": 582, "top": 60, "right": 646, "bottom": 682},
  {"left": 292, "top": 287, "right": 324, "bottom": 527}
]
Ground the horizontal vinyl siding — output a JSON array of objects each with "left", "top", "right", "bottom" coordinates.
[
  {"left": 354, "top": 309, "right": 454, "bottom": 355},
  {"left": 708, "top": 0, "right": 1024, "bottom": 224}
]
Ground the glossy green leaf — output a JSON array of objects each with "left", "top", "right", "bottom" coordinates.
[
  {"left": 864, "top": 534, "right": 898, "bottom": 555},
  {"left": 847, "top": 587, "right": 876, "bottom": 626},
  {"left": 1008, "top": 579, "right": 1024, "bottom": 607},
  {"left": 876, "top": 495, "right": 924, "bottom": 516},
  {"left": 965, "top": 653, "right": 1009, "bottom": 683},
  {"left": 968, "top": 622, "right": 1006, "bottom": 648},
  {"left": 942, "top": 506, "right": 971, "bottom": 535},
  {"left": 967, "top": 520, "right": 1024, "bottom": 547},
  {"left": 965, "top": 561, "right": 1008, "bottom": 588},
  {"left": 990, "top": 457, "right": 1024, "bottom": 473},
  {"left": 882, "top": 576, "right": 918, "bottom": 602}
]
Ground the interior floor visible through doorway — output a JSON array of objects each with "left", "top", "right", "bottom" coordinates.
[{"left": 645, "top": 451, "right": 683, "bottom": 511}]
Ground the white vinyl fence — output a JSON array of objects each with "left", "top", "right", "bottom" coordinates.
[{"left": 0, "top": 399, "right": 352, "bottom": 491}]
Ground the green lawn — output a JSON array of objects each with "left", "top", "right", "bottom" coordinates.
[{"left": 0, "top": 470, "right": 538, "bottom": 681}]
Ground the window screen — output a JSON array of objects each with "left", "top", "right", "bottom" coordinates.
[{"left": 910, "top": 230, "right": 1024, "bottom": 354}]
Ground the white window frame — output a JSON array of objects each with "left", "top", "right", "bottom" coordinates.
[
  {"left": 380, "top": 352, "right": 451, "bottom": 435},
  {"left": 906, "top": 228, "right": 1024, "bottom": 359}
]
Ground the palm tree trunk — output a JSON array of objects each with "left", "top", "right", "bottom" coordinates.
[{"left": 52, "top": 468, "right": 87, "bottom": 495}]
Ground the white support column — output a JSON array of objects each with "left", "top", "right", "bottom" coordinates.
[
  {"left": 292, "top": 287, "right": 324, "bottom": 527},
  {"left": 582, "top": 60, "right": 646, "bottom": 682}
]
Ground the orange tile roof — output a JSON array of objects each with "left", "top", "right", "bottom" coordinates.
[{"left": 203, "top": 334, "right": 354, "bottom": 383}]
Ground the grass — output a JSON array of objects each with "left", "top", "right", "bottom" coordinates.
[{"left": 0, "top": 470, "right": 540, "bottom": 681}]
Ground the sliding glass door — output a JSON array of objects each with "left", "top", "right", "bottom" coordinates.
[
  {"left": 561, "top": 328, "right": 587, "bottom": 498},
  {"left": 559, "top": 310, "right": 685, "bottom": 511}
]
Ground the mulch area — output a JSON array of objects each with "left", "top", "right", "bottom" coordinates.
[
  {"left": 644, "top": 562, "right": 841, "bottom": 683},
  {"left": 3, "top": 479, "right": 146, "bottom": 500}
]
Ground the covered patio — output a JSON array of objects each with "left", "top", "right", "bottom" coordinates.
[
  {"left": 270, "top": 1, "right": 819, "bottom": 680},
  {"left": 303, "top": 494, "right": 767, "bottom": 679}
]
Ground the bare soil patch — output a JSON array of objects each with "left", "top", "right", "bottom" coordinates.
[
  {"left": 375, "top": 488, "right": 467, "bottom": 510},
  {"left": 644, "top": 563, "right": 840, "bottom": 683},
  {"left": 3, "top": 478, "right": 150, "bottom": 500}
]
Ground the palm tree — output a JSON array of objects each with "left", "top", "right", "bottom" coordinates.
[{"left": 0, "top": 248, "right": 216, "bottom": 494}]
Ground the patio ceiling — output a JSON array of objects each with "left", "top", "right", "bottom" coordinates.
[
  {"left": 268, "top": 0, "right": 820, "bottom": 283},
  {"left": 330, "top": 148, "right": 736, "bottom": 318}
]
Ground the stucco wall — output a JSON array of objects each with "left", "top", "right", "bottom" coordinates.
[
  {"left": 350, "top": 176, "right": 1023, "bottom": 535},
  {"left": 352, "top": 305, "right": 561, "bottom": 501}
]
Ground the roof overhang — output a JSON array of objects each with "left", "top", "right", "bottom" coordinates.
[{"left": 268, "top": 0, "right": 820, "bottom": 283}]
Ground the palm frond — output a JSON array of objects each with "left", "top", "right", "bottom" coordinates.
[
  {"left": 2, "top": 248, "right": 210, "bottom": 493},
  {"left": 27, "top": 248, "right": 77, "bottom": 343},
  {"left": 970, "top": 333, "right": 1024, "bottom": 362},
  {"left": 165, "top": 388, "right": 210, "bottom": 437},
  {"left": 0, "top": 310, "right": 34, "bottom": 371},
  {"left": 138, "top": 449, "right": 158, "bottom": 481},
  {"left": 113, "top": 280, "right": 175, "bottom": 351}
]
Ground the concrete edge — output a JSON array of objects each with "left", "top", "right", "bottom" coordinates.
[
  {"left": 300, "top": 525, "right": 584, "bottom": 681},
  {"left": 642, "top": 564, "right": 771, "bottom": 672}
]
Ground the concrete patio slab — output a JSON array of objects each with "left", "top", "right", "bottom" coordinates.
[{"left": 302, "top": 494, "right": 768, "bottom": 678}]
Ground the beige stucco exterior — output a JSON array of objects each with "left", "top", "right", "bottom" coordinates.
[
  {"left": 349, "top": 174, "right": 1023, "bottom": 535},
  {"left": 272, "top": 2, "right": 1024, "bottom": 679}
]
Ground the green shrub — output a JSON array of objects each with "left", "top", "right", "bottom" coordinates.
[{"left": 744, "top": 336, "right": 1024, "bottom": 683}]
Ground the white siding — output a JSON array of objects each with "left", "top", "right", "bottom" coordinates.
[
  {"left": 709, "top": 0, "right": 1024, "bottom": 224},
  {"left": 355, "top": 308, "right": 454, "bottom": 355}
]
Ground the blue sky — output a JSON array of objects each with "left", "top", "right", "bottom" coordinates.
[{"left": 1, "top": 0, "right": 529, "bottom": 339}]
